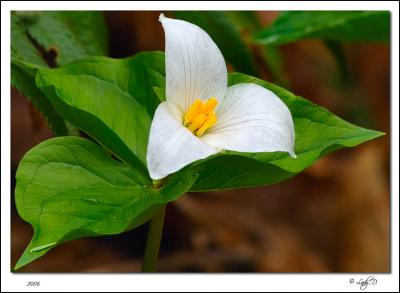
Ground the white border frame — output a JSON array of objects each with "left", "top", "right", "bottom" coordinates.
[{"left": 1, "top": 1, "right": 399, "bottom": 292}]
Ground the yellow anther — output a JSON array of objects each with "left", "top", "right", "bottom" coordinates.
[
  {"left": 184, "top": 98, "right": 218, "bottom": 137},
  {"left": 188, "top": 114, "right": 207, "bottom": 132},
  {"left": 184, "top": 99, "right": 202, "bottom": 125},
  {"left": 201, "top": 97, "right": 217, "bottom": 115},
  {"left": 196, "top": 112, "right": 217, "bottom": 137}
]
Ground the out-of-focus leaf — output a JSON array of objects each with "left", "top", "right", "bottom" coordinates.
[
  {"left": 14, "top": 137, "right": 198, "bottom": 270},
  {"left": 254, "top": 11, "right": 390, "bottom": 45},
  {"left": 174, "top": 11, "right": 258, "bottom": 76},
  {"left": 11, "top": 13, "right": 68, "bottom": 135},
  {"left": 11, "top": 13, "right": 46, "bottom": 66},
  {"left": 21, "top": 11, "right": 109, "bottom": 66}
]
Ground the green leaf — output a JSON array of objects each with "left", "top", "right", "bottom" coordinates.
[
  {"left": 11, "top": 13, "right": 68, "bottom": 135},
  {"left": 254, "top": 11, "right": 390, "bottom": 45},
  {"left": 21, "top": 11, "right": 109, "bottom": 66},
  {"left": 14, "top": 136, "right": 198, "bottom": 270},
  {"left": 35, "top": 52, "right": 165, "bottom": 179},
  {"left": 185, "top": 72, "right": 384, "bottom": 191},
  {"left": 11, "top": 13, "right": 47, "bottom": 66},
  {"left": 175, "top": 11, "right": 258, "bottom": 76}
]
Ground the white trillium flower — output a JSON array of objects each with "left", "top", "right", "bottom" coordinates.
[{"left": 147, "top": 14, "right": 296, "bottom": 180}]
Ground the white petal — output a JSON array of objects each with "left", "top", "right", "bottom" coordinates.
[
  {"left": 159, "top": 13, "right": 227, "bottom": 116},
  {"left": 201, "top": 83, "right": 296, "bottom": 157},
  {"left": 147, "top": 102, "right": 218, "bottom": 180}
]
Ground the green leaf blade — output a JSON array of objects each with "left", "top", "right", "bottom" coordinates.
[
  {"left": 14, "top": 137, "right": 197, "bottom": 270},
  {"left": 11, "top": 13, "right": 47, "bottom": 67},
  {"left": 34, "top": 52, "right": 165, "bottom": 179},
  {"left": 254, "top": 11, "right": 390, "bottom": 45}
]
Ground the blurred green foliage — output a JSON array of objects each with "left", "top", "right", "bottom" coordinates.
[
  {"left": 11, "top": 11, "right": 109, "bottom": 135},
  {"left": 254, "top": 11, "right": 390, "bottom": 45}
]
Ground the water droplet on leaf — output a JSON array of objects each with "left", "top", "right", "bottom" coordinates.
[{"left": 81, "top": 197, "right": 99, "bottom": 204}]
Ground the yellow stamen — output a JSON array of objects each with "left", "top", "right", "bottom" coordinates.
[
  {"left": 184, "top": 99, "right": 202, "bottom": 125},
  {"left": 196, "top": 112, "right": 217, "bottom": 137},
  {"left": 184, "top": 98, "right": 218, "bottom": 137},
  {"left": 201, "top": 97, "right": 217, "bottom": 115},
  {"left": 188, "top": 114, "right": 207, "bottom": 132}
]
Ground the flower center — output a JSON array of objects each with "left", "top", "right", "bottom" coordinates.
[{"left": 183, "top": 98, "right": 218, "bottom": 137}]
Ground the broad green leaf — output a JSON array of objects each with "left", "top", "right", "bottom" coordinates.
[
  {"left": 254, "top": 11, "right": 390, "bottom": 45},
  {"left": 20, "top": 11, "right": 109, "bottom": 66},
  {"left": 11, "top": 13, "right": 68, "bottom": 135},
  {"left": 14, "top": 136, "right": 198, "bottom": 270},
  {"left": 35, "top": 52, "right": 165, "bottom": 179},
  {"left": 175, "top": 11, "right": 258, "bottom": 76},
  {"left": 184, "top": 72, "right": 384, "bottom": 191}
]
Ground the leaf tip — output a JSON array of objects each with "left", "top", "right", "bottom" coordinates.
[
  {"left": 368, "top": 129, "right": 386, "bottom": 140},
  {"left": 13, "top": 256, "right": 27, "bottom": 271}
]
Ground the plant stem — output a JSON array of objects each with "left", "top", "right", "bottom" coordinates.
[{"left": 141, "top": 204, "right": 166, "bottom": 272}]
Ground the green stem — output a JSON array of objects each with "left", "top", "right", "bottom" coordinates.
[{"left": 141, "top": 204, "right": 166, "bottom": 272}]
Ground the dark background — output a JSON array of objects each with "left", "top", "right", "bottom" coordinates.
[{"left": 11, "top": 11, "right": 390, "bottom": 272}]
